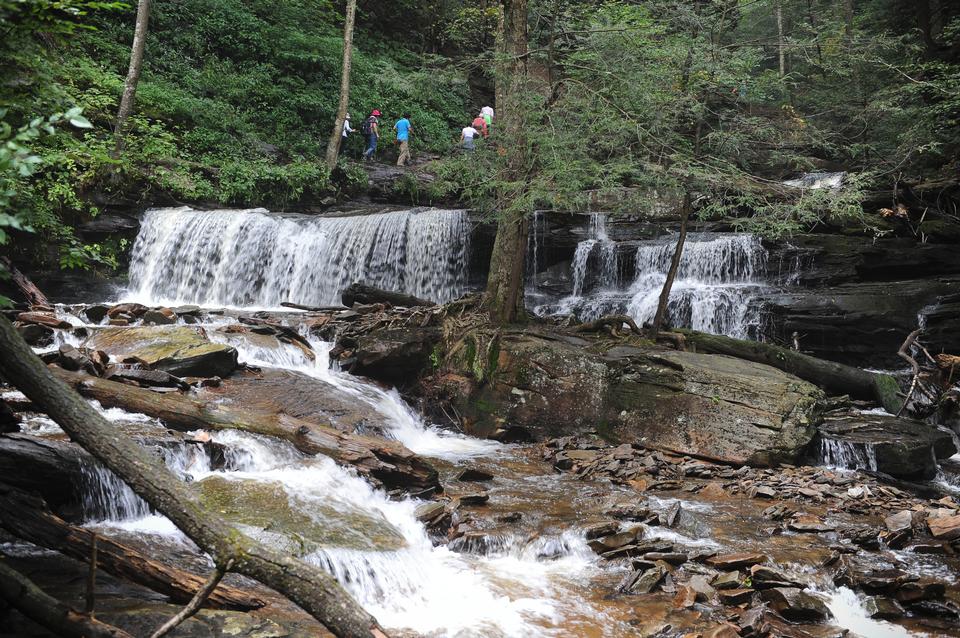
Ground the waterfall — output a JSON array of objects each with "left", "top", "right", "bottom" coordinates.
[
  {"left": 551, "top": 231, "right": 769, "bottom": 339},
  {"left": 815, "top": 436, "right": 879, "bottom": 472},
  {"left": 783, "top": 171, "right": 846, "bottom": 189},
  {"left": 624, "top": 233, "right": 768, "bottom": 338},
  {"left": 127, "top": 206, "right": 471, "bottom": 308},
  {"left": 569, "top": 213, "right": 618, "bottom": 296}
]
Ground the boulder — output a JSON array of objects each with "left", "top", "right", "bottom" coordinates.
[
  {"left": 440, "top": 331, "right": 824, "bottom": 466},
  {"left": 619, "top": 565, "right": 667, "bottom": 594},
  {"left": 16, "top": 322, "right": 53, "bottom": 346},
  {"left": 816, "top": 415, "right": 956, "bottom": 480},
  {"left": 864, "top": 596, "right": 905, "bottom": 620},
  {"left": 928, "top": 515, "right": 960, "bottom": 540},
  {"left": 707, "top": 552, "right": 768, "bottom": 571},
  {"left": 85, "top": 326, "right": 238, "bottom": 378},
  {"left": 82, "top": 304, "right": 110, "bottom": 324},
  {"left": 760, "top": 587, "right": 832, "bottom": 621},
  {"left": 143, "top": 308, "right": 177, "bottom": 325}
]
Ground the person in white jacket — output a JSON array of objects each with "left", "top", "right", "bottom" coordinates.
[{"left": 339, "top": 113, "right": 355, "bottom": 156}]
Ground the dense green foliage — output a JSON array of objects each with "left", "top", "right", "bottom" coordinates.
[
  {"left": 1, "top": 0, "right": 474, "bottom": 267},
  {"left": 433, "top": 0, "right": 959, "bottom": 237},
  {"left": 1, "top": 0, "right": 958, "bottom": 271}
]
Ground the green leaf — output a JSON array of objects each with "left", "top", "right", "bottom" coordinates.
[{"left": 69, "top": 115, "right": 93, "bottom": 129}]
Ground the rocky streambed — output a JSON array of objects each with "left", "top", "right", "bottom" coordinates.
[{"left": 2, "top": 298, "right": 959, "bottom": 638}]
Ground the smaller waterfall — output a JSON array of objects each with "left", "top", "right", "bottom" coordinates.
[
  {"left": 783, "top": 171, "right": 846, "bottom": 189},
  {"left": 567, "top": 213, "right": 619, "bottom": 298},
  {"left": 816, "top": 436, "right": 879, "bottom": 472},
  {"left": 549, "top": 230, "right": 769, "bottom": 339}
]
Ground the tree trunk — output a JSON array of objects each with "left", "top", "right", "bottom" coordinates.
[
  {"left": 678, "top": 329, "right": 903, "bottom": 413},
  {"left": 651, "top": 192, "right": 691, "bottom": 338},
  {"left": 113, "top": 0, "right": 151, "bottom": 157},
  {"left": 0, "top": 484, "right": 264, "bottom": 611},
  {"left": 0, "top": 559, "right": 134, "bottom": 638},
  {"left": 325, "top": 0, "right": 357, "bottom": 170},
  {"left": 0, "top": 317, "right": 390, "bottom": 638},
  {"left": 50, "top": 367, "right": 440, "bottom": 494},
  {"left": 776, "top": 0, "right": 786, "bottom": 78},
  {"left": 0, "top": 257, "right": 49, "bottom": 307},
  {"left": 484, "top": 0, "right": 530, "bottom": 325}
]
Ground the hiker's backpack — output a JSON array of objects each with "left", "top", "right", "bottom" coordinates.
[{"left": 361, "top": 116, "right": 375, "bottom": 135}]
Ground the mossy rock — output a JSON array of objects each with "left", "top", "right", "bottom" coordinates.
[
  {"left": 86, "top": 326, "right": 238, "bottom": 377},
  {"left": 195, "top": 475, "right": 405, "bottom": 554}
]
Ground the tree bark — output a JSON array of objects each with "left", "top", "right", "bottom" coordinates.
[
  {"left": 0, "top": 559, "right": 135, "bottom": 638},
  {"left": 678, "top": 329, "right": 903, "bottom": 413},
  {"left": 0, "top": 484, "right": 264, "bottom": 611},
  {"left": 113, "top": 0, "right": 151, "bottom": 156},
  {"left": 0, "top": 316, "right": 390, "bottom": 638},
  {"left": 484, "top": 0, "right": 530, "bottom": 325},
  {"left": 0, "top": 257, "right": 49, "bottom": 307},
  {"left": 325, "top": 0, "right": 358, "bottom": 170},
  {"left": 776, "top": 0, "right": 786, "bottom": 78},
  {"left": 50, "top": 367, "right": 440, "bottom": 494},
  {"left": 651, "top": 192, "right": 691, "bottom": 338}
]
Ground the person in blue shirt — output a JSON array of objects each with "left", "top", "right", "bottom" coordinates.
[{"left": 394, "top": 113, "right": 412, "bottom": 166}]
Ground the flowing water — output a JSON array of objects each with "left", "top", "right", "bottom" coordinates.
[
  {"left": 545, "top": 222, "right": 769, "bottom": 338},
  {"left": 14, "top": 206, "right": 957, "bottom": 636},
  {"left": 127, "top": 206, "right": 471, "bottom": 308}
]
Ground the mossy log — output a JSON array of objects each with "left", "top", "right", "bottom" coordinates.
[
  {"left": 51, "top": 367, "right": 439, "bottom": 494},
  {"left": 679, "top": 329, "right": 902, "bottom": 413},
  {"left": 0, "top": 484, "right": 265, "bottom": 611}
]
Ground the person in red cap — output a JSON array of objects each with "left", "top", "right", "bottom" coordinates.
[{"left": 362, "top": 109, "right": 381, "bottom": 161}]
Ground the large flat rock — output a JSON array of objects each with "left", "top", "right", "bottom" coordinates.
[
  {"left": 86, "top": 326, "right": 238, "bottom": 378},
  {"left": 441, "top": 332, "right": 824, "bottom": 466}
]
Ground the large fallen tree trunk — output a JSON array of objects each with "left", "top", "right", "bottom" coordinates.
[
  {"left": 0, "top": 484, "right": 264, "bottom": 611},
  {"left": 0, "top": 558, "right": 134, "bottom": 638},
  {"left": 50, "top": 367, "right": 439, "bottom": 494},
  {"left": 0, "top": 316, "right": 390, "bottom": 638},
  {"left": 341, "top": 282, "right": 433, "bottom": 308},
  {"left": 679, "top": 329, "right": 902, "bottom": 413}
]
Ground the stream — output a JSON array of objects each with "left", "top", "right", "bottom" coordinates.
[{"left": 5, "top": 205, "right": 960, "bottom": 637}]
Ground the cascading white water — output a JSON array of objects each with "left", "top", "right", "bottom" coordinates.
[
  {"left": 569, "top": 213, "right": 618, "bottom": 297},
  {"left": 552, "top": 231, "right": 769, "bottom": 338},
  {"left": 126, "top": 206, "right": 471, "bottom": 308},
  {"left": 816, "top": 436, "right": 879, "bottom": 472},
  {"left": 624, "top": 233, "right": 767, "bottom": 338}
]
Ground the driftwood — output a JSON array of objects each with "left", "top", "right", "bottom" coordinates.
[
  {"left": 573, "top": 315, "right": 644, "bottom": 336},
  {"left": 0, "top": 315, "right": 391, "bottom": 638},
  {"left": 0, "top": 256, "right": 49, "bottom": 307},
  {"left": 280, "top": 301, "right": 347, "bottom": 312},
  {"left": 342, "top": 282, "right": 433, "bottom": 308},
  {"left": 51, "top": 367, "right": 440, "bottom": 494},
  {"left": 0, "top": 558, "right": 134, "bottom": 638},
  {"left": 0, "top": 484, "right": 264, "bottom": 611},
  {"left": 679, "top": 329, "right": 903, "bottom": 413},
  {"left": 896, "top": 329, "right": 923, "bottom": 417},
  {"left": 149, "top": 558, "right": 234, "bottom": 638}
]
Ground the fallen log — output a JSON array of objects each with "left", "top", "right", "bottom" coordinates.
[
  {"left": 679, "top": 329, "right": 902, "bottom": 414},
  {"left": 0, "top": 484, "right": 265, "bottom": 611},
  {"left": 51, "top": 367, "right": 440, "bottom": 494},
  {"left": 341, "top": 282, "right": 433, "bottom": 308},
  {"left": 0, "top": 315, "right": 391, "bottom": 638},
  {"left": 0, "top": 256, "right": 49, "bottom": 307},
  {"left": 0, "top": 558, "right": 134, "bottom": 638},
  {"left": 280, "top": 301, "right": 347, "bottom": 312}
]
